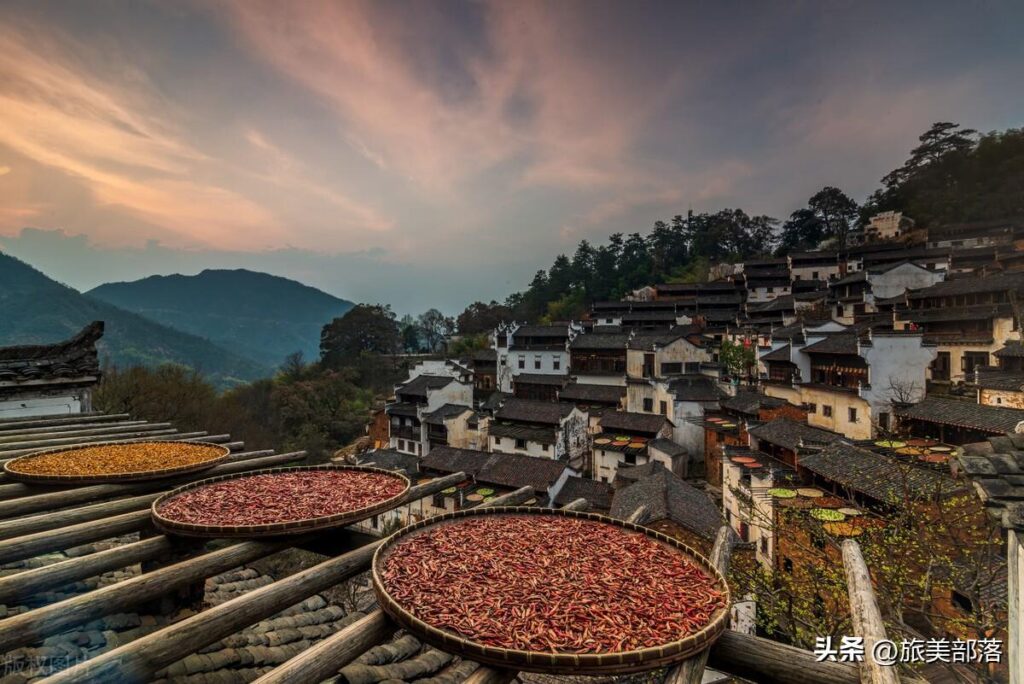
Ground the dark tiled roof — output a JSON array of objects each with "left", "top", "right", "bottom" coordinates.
[
  {"left": 831, "top": 271, "right": 867, "bottom": 287},
  {"left": 898, "top": 305, "right": 1012, "bottom": 324},
  {"left": 494, "top": 398, "right": 575, "bottom": 425},
  {"left": 512, "top": 373, "right": 569, "bottom": 386},
  {"left": 384, "top": 402, "right": 419, "bottom": 418},
  {"left": 647, "top": 437, "right": 688, "bottom": 458},
  {"left": 478, "top": 452, "right": 568, "bottom": 492},
  {"left": 570, "top": 333, "right": 631, "bottom": 350},
  {"left": 760, "top": 345, "right": 792, "bottom": 363},
  {"left": 958, "top": 433, "right": 1024, "bottom": 531},
  {"left": 721, "top": 391, "right": 787, "bottom": 416},
  {"left": 396, "top": 374, "right": 455, "bottom": 399},
  {"left": 512, "top": 324, "right": 570, "bottom": 337},
  {"left": 748, "top": 418, "right": 842, "bottom": 452},
  {"left": 0, "top": 321, "right": 102, "bottom": 384},
  {"left": 896, "top": 397, "right": 1024, "bottom": 434},
  {"left": 669, "top": 375, "right": 726, "bottom": 402},
  {"left": 554, "top": 476, "right": 614, "bottom": 510},
  {"left": 908, "top": 272, "right": 1024, "bottom": 299},
  {"left": 800, "top": 442, "right": 954, "bottom": 503},
  {"left": 995, "top": 342, "right": 1024, "bottom": 358},
  {"left": 610, "top": 466, "right": 723, "bottom": 540},
  {"left": 627, "top": 327, "right": 701, "bottom": 350},
  {"left": 360, "top": 448, "right": 420, "bottom": 476},
  {"left": 471, "top": 348, "right": 497, "bottom": 361},
  {"left": 747, "top": 296, "right": 795, "bottom": 314},
  {"left": 479, "top": 391, "right": 512, "bottom": 412},
  {"left": 421, "top": 445, "right": 491, "bottom": 478},
  {"left": 422, "top": 403, "right": 472, "bottom": 425},
  {"left": 489, "top": 422, "right": 557, "bottom": 444},
  {"left": 975, "top": 369, "right": 1024, "bottom": 392},
  {"left": 801, "top": 334, "right": 860, "bottom": 355},
  {"left": 421, "top": 446, "right": 569, "bottom": 492},
  {"left": 598, "top": 411, "right": 671, "bottom": 436},
  {"left": 558, "top": 382, "right": 624, "bottom": 404}
]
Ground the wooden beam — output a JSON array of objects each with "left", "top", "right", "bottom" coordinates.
[
  {"left": 0, "top": 492, "right": 161, "bottom": 540},
  {"left": 0, "top": 413, "right": 126, "bottom": 429},
  {"left": 37, "top": 471, "right": 469, "bottom": 684},
  {"left": 0, "top": 428, "right": 181, "bottom": 453},
  {"left": 0, "top": 420, "right": 151, "bottom": 439},
  {"left": 0, "top": 535, "right": 175, "bottom": 605},
  {"left": 627, "top": 504, "right": 650, "bottom": 524},
  {"left": 559, "top": 497, "right": 589, "bottom": 512},
  {"left": 0, "top": 451, "right": 305, "bottom": 519},
  {"left": 227, "top": 482, "right": 537, "bottom": 684},
  {"left": 0, "top": 509, "right": 153, "bottom": 566},
  {"left": 842, "top": 540, "right": 899, "bottom": 684},
  {"left": 0, "top": 431, "right": 219, "bottom": 460},
  {"left": 463, "top": 667, "right": 517, "bottom": 684},
  {"left": 666, "top": 525, "right": 734, "bottom": 684},
  {"left": 707, "top": 631, "right": 860, "bottom": 684},
  {"left": 0, "top": 422, "right": 171, "bottom": 445}
]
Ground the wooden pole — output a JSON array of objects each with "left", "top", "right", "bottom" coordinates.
[
  {"left": 0, "top": 420, "right": 152, "bottom": 440},
  {"left": 0, "top": 413, "right": 127, "bottom": 429},
  {"left": 627, "top": 504, "right": 650, "bottom": 524},
  {"left": 842, "top": 539, "right": 900, "bottom": 684},
  {"left": 23, "top": 473, "right": 468, "bottom": 672},
  {"left": 0, "top": 535, "right": 175, "bottom": 605},
  {"left": 249, "top": 484, "right": 536, "bottom": 684},
  {"left": 0, "top": 450, "right": 305, "bottom": 518},
  {"left": 0, "top": 492, "right": 161, "bottom": 540},
  {"left": 707, "top": 631, "right": 860, "bottom": 684},
  {"left": 559, "top": 497, "right": 589, "bottom": 511},
  {"left": 0, "top": 428, "right": 182, "bottom": 452},
  {"left": 462, "top": 667, "right": 517, "bottom": 684},
  {"left": 0, "top": 509, "right": 153, "bottom": 566},
  {"left": 0, "top": 431, "right": 224, "bottom": 460},
  {"left": 666, "top": 525, "right": 734, "bottom": 684}
]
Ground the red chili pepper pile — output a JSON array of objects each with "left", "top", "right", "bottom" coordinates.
[
  {"left": 157, "top": 470, "right": 406, "bottom": 526},
  {"left": 381, "top": 515, "right": 726, "bottom": 654}
]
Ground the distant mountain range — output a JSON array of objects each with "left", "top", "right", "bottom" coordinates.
[
  {"left": 0, "top": 252, "right": 270, "bottom": 386},
  {"left": 88, "top": 269, "right": 353, "bottom": 368}
]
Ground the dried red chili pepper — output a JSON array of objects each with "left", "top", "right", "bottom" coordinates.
[
  {"left": 381, "top": 515, "right": 726, "bottom": 654},
  {"left": 157, "top": 470, "right": 405, "bottom": 526}
]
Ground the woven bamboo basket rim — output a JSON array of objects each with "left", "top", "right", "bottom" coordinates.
[
  {"left": 2, "top": 440, "right": 231, "bottom": 485},
  {"left": 152, "top": 464, "right": 410, "bottom": 538},
  {"left": 372, "top": 507, "right": 731, "bottom": 675}
]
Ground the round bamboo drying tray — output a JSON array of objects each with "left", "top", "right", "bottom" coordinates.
[
  {"left": 372, "top": 507, "right": 730, "bottom": 675},
  {"left": 152, "top": 464, "right": 410, "bottom": 538},
  {"left": 3, "top": 440, "right": 231, "bottom": 485}
]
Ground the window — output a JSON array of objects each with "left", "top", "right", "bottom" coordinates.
[
  {"left": 624, "top": 453, "right": 637, "bottom": 466},
  {"left": 783, "top": 557, "right": 793, "bottom": 573},
  {"left": 518, "top": 355, "right": 525, "bottom": 369},
  {"left": 760, "top": 536, "right": 768, "bottom": 555},
  {"left": 643, "top": 398, "right": 654, "bottom": 412},
  {"left": 515, "top": 438, "right": 526, "bottom": 449},
  {"left": 553, "top": 358, "right": 561, "bottom": 371},
  {"left": 879, "top": 412, "right": 890, "bottom": 431},
  {"left": 661, "top": 362, "right": 682, "bottom": 374},
  {"left": 660, "top": 401, "right": 667, "bottom": 415},
  {"left": 767, "top": 286, "right": 774, "bottom": 293},
  {"left": 812, "top": 271, "right": 819, "bottom": 280},
  {"left": 739, "top": 522, "right": 749, "bottom": 542},
  {"left": 541, "top": 443, "right": 549, "bottom": 452},
  {"left": 951, "top": 591, "right": 973, "bottom": 613},
  {"left": 822, "top": 405, "right": 833, "bottom": 418},
  {"left": 685, "top": 362, "right": 701, "bottom": 373},
  {"left": 495, "top": 437, "right": 502, "bottom": 446},
  {"left": 806, "top": 403, "right": 817, "bottom": 414},
  {"left": 534, "top": 355, "right": 542, "bottom": 370},
  {"left": 848, "top": 407, "right": 858, "bottom": 423},
  {"left": 371, "top": 515, "right": 379, "bottom": 529}
]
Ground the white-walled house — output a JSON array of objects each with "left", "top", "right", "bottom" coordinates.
[
  {"left": 625, "top": 328, "right": 711, "bottom": 381},
  {"left": 591, "top": 410, "right": 673, "bottom": 483},
  {"left": 386, "top": 373, "right": 474, "bottom": 456},
  {"left": 0, "top": 322, "right": 103, "bottom": 419},
  {"left": 488, "top": 398, "right": 589, "bottom": 468},
  {"left": 494, "top": 323, "right": 580, "bottom": 392}
]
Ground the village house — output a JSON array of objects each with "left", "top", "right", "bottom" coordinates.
[
  {"left": 556, "top": 381, "right": 625, "bottom": 411},
  {"left": 385, "top": 372, "right": 473, "bottom": 456},
  {"left": 927, "top": 219, "right": 1021, "bottom": 250},
  {"left": 895, "top": 396, "right": 1024, "bottom": 445},
  {"left": 761, "top": 327, "right": 935, "bottom": 439},
  {"left": 829, "top": 260, "right": 946, "bottom": 324},
  {"left": 590, "top": 410, "right": 675, "bottom": 483},
  {"left": 422, "top": 404, "right": 483, "bottom": 452},
  {"left": 493, "top": 322, "right": 579, "bottom": 392},
  {"left": 467, "top": 348, "right": 497, "bottom": 397},
  {"left": 568, "top": 331, "right": 631, "bottom": 386},
  {"left": 552, "top": 475, "right": 615, "bottom": 513},
  {"left": 510, "top": 373, "right": 567, "bottom": 402},
  {"left": 412, "top": 446, "right": 573, "bottom": 519},
  {"left": 977, "top": 342, "right": 1024, "bottom": 409},
  {"left": 610, "top": 462, "right": 725, "bottom": 558},
  {"left": 625, "top": 373, "right": 726, "bottom": 457},
  {"left": 746, "top": 418, "right": 842, "bottom": 467},
  {"left": 721, "top": 448, "right": 796, "bottom": 567},
  {"left": 624, "top": 327, "right": 709, "bottom": 380},
  {"left": 895, "top": 272, "right": 1024, "bottom": 386},
  {"left": 0, "top": 321, "right": 103, "bottom": 419},
  {"left": 864, "top": 210, "right": 914, "bottom": 242},
  {"left": 488, "top": 397, "right": 589, "bottom": 467},
  {"left": 788, "top": 250, "right": 841, "bottom": 282},
  {"left": 742, "top": 258, "right": 791, "bottom": 304}
]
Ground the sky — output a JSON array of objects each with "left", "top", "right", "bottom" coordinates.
[{"left": 0, "top": 1, "right": 1022, "bottom": 314}]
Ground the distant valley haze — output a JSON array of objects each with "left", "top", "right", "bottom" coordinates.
[{"left": 1, "top": 1, "right": 1023, "bottom": 314}]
